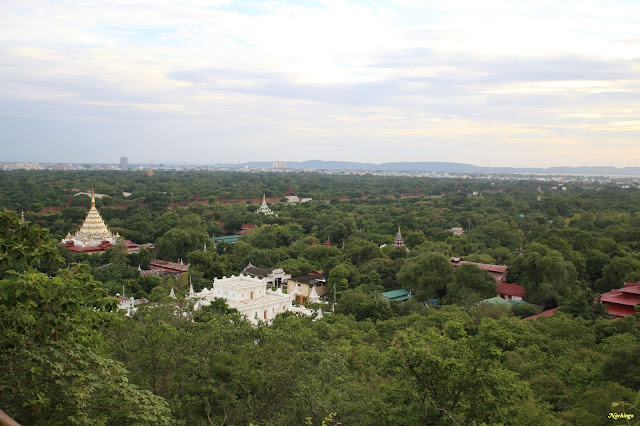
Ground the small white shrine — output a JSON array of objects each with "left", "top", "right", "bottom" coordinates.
[
  {"left": 256, "top": 194, "right": 277, "bottom": 216},
  {"left": 189, "top": 274, "right": 295, "bottom": 324}
]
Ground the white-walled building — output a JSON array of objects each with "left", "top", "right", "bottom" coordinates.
[
  {"left": 189, "top": 275, "right": 296, "bottom": 324},
  {"left": 241, "top": 263, "right": 291, "bottom": 288}
]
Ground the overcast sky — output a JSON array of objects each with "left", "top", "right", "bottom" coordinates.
[{"left": 1, "top": 0, "right": 639, "bottom": 167}]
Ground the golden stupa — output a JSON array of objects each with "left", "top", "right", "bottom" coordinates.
[{"left": 61, "top": 189, "right": 119, "bottom": 247}]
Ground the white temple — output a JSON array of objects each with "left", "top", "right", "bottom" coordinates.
[
  {"left": 61, "top": 190, "right": 120, "bottom": 247},
  {"left": 256, "top": 194, "right": 277, "bottom": 216},
  {"left": 189, "top": 274, "right": 295, "bottom": 324}
]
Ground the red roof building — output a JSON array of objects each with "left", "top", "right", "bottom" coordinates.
[
  {"left": 285, "top": 185, "right": 296, "bottom": 196},
  {"left": 148, "top": 259, "right": 189, "bottom": 274},
  {"left": 62, "top": 239, "right": 139, "bottom": 254},
  {"left": 450, "top": 257, "right": 509, "bottom": 283},
  {"left": 524, "top": 307, "right": 558, "bottom": 321},
  {"left": 497, "top": 283, "right": 527, "bottom": 301},
  {"left": 601, "top": 281, "right": 640, "bottom": 318},
  {"left": 524, "top": 281, "right": 640, "bottom": 321},
  {"left": 325, "top": 237, "right": 332, "bottom": 246}
]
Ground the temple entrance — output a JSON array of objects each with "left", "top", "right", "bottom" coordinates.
[
  {"left": 250, "top": 291, "right": 254, "bottom": 299},
  {"left": 263, "top": 310, "right": 267, "bottom": 320}
]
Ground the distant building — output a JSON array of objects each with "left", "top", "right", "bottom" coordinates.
[
  {"left": 285, "top": 272, "right": 327, "bottom": 303},
  {"left": 449, "top": 227, "right": 465, "bottom": 235},
  {"left": 601, "top": 281, "right": 640, "bottom": 318},
  {"left": 60, "top": 190, "right": 139, "bottom": 253},
  {"left": 450, "top": 257, "right": 508, "bottom": 283},
  {"left": 143, "top": 259, "right": 189, "bottom": 276},
  {"left": 189, "top": 275, "right": 297, "bottom": 324},
  {"left": 496, "top": 283, "right": 527, "bottom": 301},
  {"left": 241, "top": 263, "right": 291, "bottom": 288},
  {"left": 273, "top": 161, "right": 286, "bottom": 170},
  {"left": 120, "top": 156, "right": 128, "bottom": 167},
  {"left": 256, "top": 194, "right": 277, "bottom": 216},
  {"left": 283, "top": 184, "right": 312, "bottom": 203},
  {"left": 116, "top": 293, "right": 149, "bottom": 315},
  {"left": 393, "top": 227, "right": 406, "bottom": 247},
  {"left": 525, "top": 281, "right": 640, "bottom": 320},
  {"left": 381, "top": 289, "right": 414, "bottom": 302},
  {"left": 285, "top": 185, "right": 296, "bottom": 196}
]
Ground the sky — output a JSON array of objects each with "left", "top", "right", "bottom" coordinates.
[{"left": 1, "top": 0, "right": 639, "bottom": 167}]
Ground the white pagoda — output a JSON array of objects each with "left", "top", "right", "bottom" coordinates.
[
  {"left": 256, "top": 194, "right": 277, "bottom": 216},
  {"left": 61, "top": 190, "right": 120, "bottom": 247},
  {"left": 189, "top": 275, "right": 294, "bottom": 324}
]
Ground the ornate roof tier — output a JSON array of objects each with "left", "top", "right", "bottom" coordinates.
[{"left": 61, "top": 191, "right": 118, "bottom": 248}]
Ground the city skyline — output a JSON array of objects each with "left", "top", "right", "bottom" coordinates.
[{"left": 1, "top": 1, "right": 639, "bottom": 167}]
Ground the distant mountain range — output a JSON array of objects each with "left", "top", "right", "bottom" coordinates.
[{"left": 217, "top": 160, "right": 640, "bottom": 177}]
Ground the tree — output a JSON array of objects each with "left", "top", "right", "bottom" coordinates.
[
  {"left": 0, "top": 214, "right": 170, "bottom": 424},
  {"left": 335, "top": 289, "right": 394, "bottom": 322},
  {"left": 596, "top": 256, "right": 640, "bottom": 293},
  {"left": 396, "top": 252, "right": 453, "bottom": 299},
  {"left": 386, "top": 322, "right": 530, "bottom": 424},
  {"left": 343, "top": 238, "right": 381, "bottom": 266},
  {"left": 0, "top": 210, "right": 63, "bottom": 279},
  {"left": 186, "top": 250, "right": 232, "bottom": 280},
  {"left": 511, "top": 243, "right": 579, "bottom": 305},
  {"left": 557, "top": 290, "right": 608, "bottom": 321},
  {"left": 156, "top": 227, "right": 209, "bottom": 261},
  {"left": 277, "top": 257, "right": 317, "bottom": 277},
  {"left": 447, "top": 263, "right": 497, "bottom": 304}
]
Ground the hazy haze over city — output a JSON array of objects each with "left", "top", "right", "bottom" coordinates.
[{"left": 1, "top": 0, "right": 639, "bottom": 167}]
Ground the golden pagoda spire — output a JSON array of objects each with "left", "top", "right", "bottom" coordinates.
[
  {"left": 263, "top": 193, "right": 266, "bottom": 203},
  {"left": 91, "top": 183, "right": 95, "bottom": 206}
]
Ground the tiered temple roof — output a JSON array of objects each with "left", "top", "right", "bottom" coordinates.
[
  {"left": 393, "top": 227, "right": 406, "bottom": 247},
  {"left": 61, "top": 191, "right": 118, "bottom": 248}
]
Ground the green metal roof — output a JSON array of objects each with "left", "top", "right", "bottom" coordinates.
[
  {"left": 381, "top": 289, "right": 414, "bottom": 301},
  {"left": 480, "top": 296, "right": 514, "bottom": 306},
  {"left": 212, "top": 235, "right": 241, "bottom": 243}
]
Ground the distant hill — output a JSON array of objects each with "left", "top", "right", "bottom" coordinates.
[{"left": 217, "top": 160, "right": 640, "bottom": 176}]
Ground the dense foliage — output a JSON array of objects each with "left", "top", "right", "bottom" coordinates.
[{"left": 2, "top": 170, "right": 640, "bottom": 424}]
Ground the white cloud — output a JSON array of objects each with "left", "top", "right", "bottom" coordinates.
[{"left": 0, "top": 0, "right": 639, "bottom": 166}]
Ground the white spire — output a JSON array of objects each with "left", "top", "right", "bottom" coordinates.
[
  {"left": 309, "top": 285, "right": 320, "bottom": 303},
  {"left": 256, "top": 194, "right": 276, "bottom": 216},
  {"left": 169, "top": 288, "right": 176, "bottom": 299}
]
